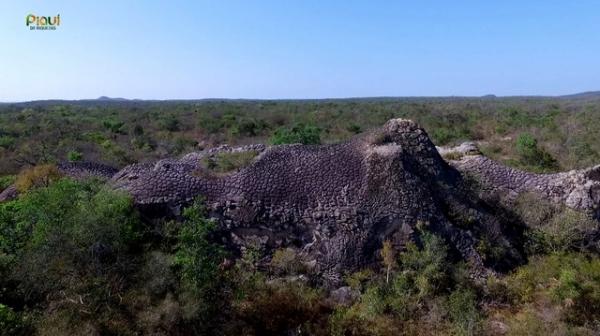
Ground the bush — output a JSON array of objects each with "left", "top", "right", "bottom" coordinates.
[
  {"left": 514, "top": 193, "right": 597, "bottom": 254},
  {"left": 0, "top": 176, "right": 15, "bottom": 191},
  {"left": 515, "top": 133, "right": 558, "bottom": 172},
  {"left": 174, "top": 199, "right": 227, "bottom": 332},
  {"left": 201, "top": 151, "right": 258, "bottom": 174},
  {"left": 0, "top": 136, "right": 15, "bottom": 150},
  {"left": 270, "top": 248, "right": 304, "bottom": 275},
  {"left": 14, "top": 164, "right": 62, "bottom": 192},
  {"left": 231, "top": 278, "right": 326, "bottom": 335},
  {"left": 6, "top": 179, "right": 139, "bottom": 300},
  {"left": 447, "top": 288, "right": 480, "bottom": 335},
  {"left": 102, "top": 119, "right": 125, "bottom": 134},
  {"left": 0, "top": 304, "right": 26, "bottom": 336},
  {"left": 270, "top": 123, "right": 321, "bottom": 145},
  {"left": 158, "top": 115, "right": 180, "bottom": 132},
  {"left": 67, "top": 150, "right": 83, "bottom": 162}
]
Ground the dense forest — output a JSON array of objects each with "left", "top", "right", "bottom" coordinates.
[{"left": 1, "top": 96, "right": 600, "bottom": 335}]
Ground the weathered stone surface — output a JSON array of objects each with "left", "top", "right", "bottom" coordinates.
[
  {"left": 109, "top": 119, "right": 525, "bottom": 282},
  {"left": 2, "top": 120, "right": 599, "bottom": 282},
  {"left": 442, "top": 142, "right": 600, "bottom": 219},
  {"left": 0, "top": 185, "right": 18, "bottom": 202}
]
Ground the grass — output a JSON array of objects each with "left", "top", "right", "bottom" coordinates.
[{"left": 201, "top": 150, "right": 259, "bottom": 174}]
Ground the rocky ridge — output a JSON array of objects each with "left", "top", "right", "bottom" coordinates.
[{"left": 2, "top": 119, "right": 599, "bottom": 282}]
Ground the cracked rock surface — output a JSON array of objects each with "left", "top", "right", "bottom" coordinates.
[
  {"left": 441, "top": 143, "right": 600, "bottom": 219},
  {"left": 110, "top": 119, "right": 527, "bottom": 282},
  {"left": 2, "top": 119, "right": 599, "bottom": 282}
]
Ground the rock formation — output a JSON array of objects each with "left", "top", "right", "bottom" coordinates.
[
  {"left": 110, "top": 119, "right": 524, "bottom": 282},
  {"left": 2, "top": 119, "right": 599, "bottom": 282},
  {"left": 440, "top": 142, "right": 600, "bottom": 219}
]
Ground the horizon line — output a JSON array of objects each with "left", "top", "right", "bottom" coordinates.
[{"left": 2, "top": 90, "right": 600, "bottom": 104}]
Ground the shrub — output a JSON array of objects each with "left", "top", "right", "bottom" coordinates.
[
  {"left": 0, "top": 175, "right": 15, "bottom": 191},
  {"left": 345, "top": 269, "right": 374, "bottom": 292},
  {"left": 270, "top": 123, "right": 321, "bottom": 145},
  {"left": 231, "top": 278, "right": 326, "bottom": 335},
  {"left": 14, "top": 164, "right": 62, "bottom": 192},
  {"left": 514, "top": 193, "right": 597, "bottom": 254},
  {"left": 13, "top": 179, "right": 139, "bottom": 294},
  {"left": 158, "top": 115, "right": 180, "bottom": 132},
  {"left": 230, "top": 118, "right": 267, "bottom": 137},
  {"left": 197, "top": 113, "right": 223, "bottom": 134},
  {"left": 174, "top": 199, "right": 227, "bottom": 332},
  {"left": 102, "top": 119, "right": 125, "bottom": 134},
  {"left": 380, "top": 240, "right": 396, "bottom": 284},
  {"left": 0, "top": 304, "right": 26, "bottom": 336},
  {"left": 447, "top": 288, "right": 480, "bottom": 336},
  {"left": 515, "top": 133, "right": 558, "bottom": 171},
  {"left": 0, "top": 136, "right": 15, "bottom": 150},
  {"left": 270, "top": 248, "right": 304, "bottom": 275},
  {"left": 175, "top": 199, "right": 223, "bottom": 292},
  {"left": 67, "top": 150, "right": 83, "bottom": 162},
  {"left": 201, "top": 150, "right": 258, "bottom": 174},
  {"left": 132, "top": 124, "right": 144, "bottom": 136},
  {"left": 347, "top": 123, "right": 362, "bottom": 134}
]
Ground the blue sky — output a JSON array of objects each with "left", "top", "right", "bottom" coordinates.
[{"left": 1, "top": 1, "right": 599, "bottom": 101}]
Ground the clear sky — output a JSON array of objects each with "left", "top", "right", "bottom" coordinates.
[{"left": 1, "top": 1, "right": 599, "bottom": 101}]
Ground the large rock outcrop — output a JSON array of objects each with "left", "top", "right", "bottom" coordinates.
[
  {"left": 2, "top": 119, "right": 599, "bottom": 282},
  {"left": 440, "top": 142, "right": 600, "bottom": 219},
  {"left": 110, "top": 119, "right": 523, "bottom": 282}
]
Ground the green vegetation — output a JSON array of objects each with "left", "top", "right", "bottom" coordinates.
[
  {"left": 0, "top": 97, "right": 595, "bottom": 175},
  {"left": 514, "top": 133, "right": 558, "bottom": 172},
  {"left": 201, "top": 150, "right": 259, "bottom": 174},
  {"left": 0, "top": 98, "right": 600, "bottom": 334},
  {"left": 270, "top": 123, "right": 322, "bottom": 145},
  {"left": 0, "top": 175, "right": 598, "bottom": 334},
  {"left": 66, "top": 150, "right": 83, "bottom": 162},
  {"left": 14, "top": 164, "right": 62, "bottom": 192},
  {"left": 514, "top": 193, "right": 598, "bottom": 254}
]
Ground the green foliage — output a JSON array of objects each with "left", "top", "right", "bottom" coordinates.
[
  {"left": 0, "top": 136, "right": 15, "bottom": 150},
  {"left": 346, "top": 123, "right": 362, "bottom": 134},
  {"left": 158, "top": 114, "right": 180, "bottom": 132},
  {"left": 507, "top": 253, "right": 600, "bottom": 319},
  {"left": 175, "top": 199, "right": 223, "bottom": 292},
  {"left": 447, "top": 288, "right": 480, "bottom": 336},
  {"left": 270, "top": 248, "right": 305, "bottom": 275},
  {"left": 14, "top": 164, "right": 62, "bottom": 192},
  {"left": 0, "top": 304, "right": 26, "bottom": 336},
  {"left": 0, "top": 176, "right": 15, "bottom": 191},
  {"left": 330, "top": 231, "right": 453, "bottom": 336},
  {"left": 0, "top": 178, "right": 142, "bottom": 334},
  {"left": 67, "top": 150, "right": 83, "bottom": 162},
  {"left": 201, "top": 150, "right": 258, "bottom": 174},
  {"left": 514, "top": 193, "right": 597, "bottom": 254},
  {"left": 102, "top": 118, "right": 125, "bottom": 134},
  {"left": 270, "top": 123, "right": 321, "bottom": 145},
  {"left": 12, "top": 179, "right": 139, "bottom": 295},
  {"left": 174, "top": 199, "right": 227, "bottom": 332},
  {"left": 132, "top": 124, "right": 144, "bottom": 136},
  {"left": 515, "top": 133, "right": 558, "bottom": 172},
  {"left": 0, "top": 98, "right": 599, "bottom": 175}
]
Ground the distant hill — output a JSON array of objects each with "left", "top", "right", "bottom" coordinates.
[
  {"left": 97, "top": 96, "right": 129, "bottom": 101},
  {"left": 558, "top": 91, "right": 600, "bottom": 99},
  {"left": 2, "top": 90, "right": 600, "bottom": 106}
]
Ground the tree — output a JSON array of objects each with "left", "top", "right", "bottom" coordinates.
[
  {"left": 270, "top": 123, "right": 321, "bottom": 145},
  {"left": 381, "top": 240, "right": 396, "bottom": 284}
]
